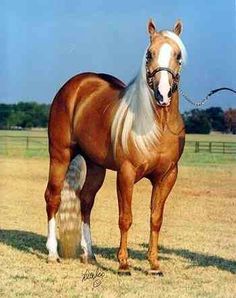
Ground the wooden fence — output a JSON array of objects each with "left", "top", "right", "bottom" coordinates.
[
  {"left": 0, "top": 135, "right": 48, "bottom": 156},
  {"left": 194, "top": 141, "right": 236, "bottom": 154},
  {"left": 0, "top": 136, "right": 236, "bottom": 155}
]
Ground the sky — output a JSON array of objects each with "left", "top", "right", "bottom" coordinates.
[{"left": 1, "top": 0, "right": 236, "bottom": 111}]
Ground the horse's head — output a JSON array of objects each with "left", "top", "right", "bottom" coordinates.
[{"left": 145, "top": 19, "right": 186, "bottom": 107}]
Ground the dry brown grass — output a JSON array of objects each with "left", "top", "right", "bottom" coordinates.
[{"left": 0, "top": 157, "right": 235, "bottom": 297}]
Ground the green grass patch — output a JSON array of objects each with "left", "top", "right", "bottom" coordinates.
[
  {"left": 0, "top": 134, "right": 48, "bottom": 158},
  {"left": 180, "top": 150, "right": 236, "bottom": 166},
  {"left": 1, "top": 130, "right": 236, "bottom": 164},
  {"left": 185, "top": 132, "right": 236, "bottom": 142},
  {"left": 0, "top": 129, "right": 47, "bottom": 137}
]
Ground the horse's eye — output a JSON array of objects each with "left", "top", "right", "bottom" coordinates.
[
  {"left": 177, "top": 52, "right": 182, "bottom": 61},
  {"left": 177, "top": 52, "right": 182, "bottom": 65},
  {"left": 146, "top": 50, "right": 152, "bottom": 61}
]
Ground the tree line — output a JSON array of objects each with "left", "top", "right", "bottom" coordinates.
[
  {"left": 0, "top": 102, "right": 50, "bottom": 129},
  {"left": 0, "top": 102, "right": 236, "bottom": 134},
  {"left": 183, "top": 107, "right": 236, "bottom": 134}
]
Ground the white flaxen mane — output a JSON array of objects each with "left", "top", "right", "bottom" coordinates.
[{"left": 111, "top": 31, "right": 187, "bottom": 156}]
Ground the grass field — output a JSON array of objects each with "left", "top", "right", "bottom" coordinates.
[
  {"left": 1, "top": 130, "right": 236, "bottom": 164},
  {"left": 0, "top": 129, "right": 48, "bottom": 138},
  {"left": 0, "top": 153, "right": 235, "bottom": 297},
  {"left": 1, "top": 129, "right": 236, "bottom": 141}
]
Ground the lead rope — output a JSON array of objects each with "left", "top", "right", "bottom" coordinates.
[
  {"left": 168, "top": 74, "right": 236, "bottom": 135},
  {"left": 167, "top": 85, "right": 236, "bottom": 136},
  {"left": 175, "top": 62, "right": 236, "bottom": 106},
  {"left": 179, "top": 84, "right": 236, "bottom": 107}
]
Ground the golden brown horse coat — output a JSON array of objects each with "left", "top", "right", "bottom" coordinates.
[{"left": 45, "top": 19, "right": 186, "bottom": 275}]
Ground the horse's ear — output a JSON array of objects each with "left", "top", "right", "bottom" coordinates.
[
  {"left": 173, "top": 20, "right": 183, "bottom": 36},
  {"left": 147, "top": 19, "right": 157, "bottom": 36}
]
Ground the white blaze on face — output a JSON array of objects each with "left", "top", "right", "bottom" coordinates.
[{"left": 157, "top": 43, "right": 172, "bottom": 104}]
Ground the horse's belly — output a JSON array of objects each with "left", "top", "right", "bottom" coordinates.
[{"left": 74, "top": 130, "right": 116, "bottom": 170}]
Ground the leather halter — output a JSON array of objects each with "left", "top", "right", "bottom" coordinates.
[{"left": 146, "top": 65, "right": 180, "bottom": 96}]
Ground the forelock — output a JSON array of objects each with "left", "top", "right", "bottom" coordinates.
[{"left": 160, "top": 30, "right": 187, "bottom": 63}]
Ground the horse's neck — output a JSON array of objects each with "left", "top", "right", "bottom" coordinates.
[
  {"left": 154, "top": 93, "right": 182, "bottom": 130},
  {"left": 112, "top": 74, "right": 182, "bottom": 156}
]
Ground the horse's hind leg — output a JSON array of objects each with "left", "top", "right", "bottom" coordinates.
[
  {"left": 79, "top": 160, "right": 106, "bottom": 264},
  {"left": 44, "top": 149, "right": 71, "bottom": 262}
]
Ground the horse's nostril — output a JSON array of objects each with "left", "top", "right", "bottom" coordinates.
[{"left": 154, "top": 89, "right": 163, "bottom": 103}]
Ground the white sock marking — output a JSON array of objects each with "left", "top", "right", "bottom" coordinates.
[
  {"left": 157, "top": 43, "right": 172, "bottom": 104},
  {"left": 81, "top": 222, "right": 93, "bottom": 256},
  {"left": 46, "top": 217, "right": 58, "bottom": 257}
]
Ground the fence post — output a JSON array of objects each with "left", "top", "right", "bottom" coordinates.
[
  {"left": 6, "top": 136, "right": 8, "bottom": 155},
  {"left": 26, "top": 136, "right": 29, "bottom": 150},
  {"left": 223, "top": 142, "right": 225, "bottom": 154},
  {"left": 209, "top": 142, "right": 212, "bottom": 153},
  {"left": 195, "top": 141, "right": 199, "bottom": 153}
]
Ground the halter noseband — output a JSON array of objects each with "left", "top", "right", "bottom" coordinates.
[{"left": 146, "top": 65, "right": 180, "bottom": 96}]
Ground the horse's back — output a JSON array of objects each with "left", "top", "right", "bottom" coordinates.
[
  {"left": 49, "top": 71, "right": 126, "bottom": 125},
  {"left": 96, "top": 73, "right": 126, "bottom": 89},
  {"left": 50, "top": 72, "right": 124, "bottom": 118},
  {"left": 54, "top": 72, "right": 125, "bottom": 101}
]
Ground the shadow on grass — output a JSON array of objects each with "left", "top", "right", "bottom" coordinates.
[
  {"left": 94, "top": 244, "right": 236, "bottom": 274},
  {"left": 93, "top": 245, "right": 169, "bottom": 261},
  {"left": 93, "top": 245, "right": 170, "bottom": 274},
  {"left": 1, "top": 230, "right": 235, "bottom": 275},
  {"left": 0, "top": 229, "right": 47, "bottom": 259},
  {"left": 140, "top": 243, "right": 236, "bottom": 274}
]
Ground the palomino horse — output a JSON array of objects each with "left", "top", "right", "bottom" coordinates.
[{"left": 45, "top": 19, "right": 186, "bottom": 275}]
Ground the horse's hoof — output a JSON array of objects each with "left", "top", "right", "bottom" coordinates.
[
  {"left": 147, "top": 269, "right": 164, "bottom": 277},
  {"left": 80, "top": 254, "right": 97, "bottom": 265},
  {"left": 87, "top": 255, "right": 97, "bottom": 265},
  {"left": 118, "top": 269, "right": 131, "bottom": 276},
  {"left": 47, "top": 255, "right": 61, "bottom": 263}
]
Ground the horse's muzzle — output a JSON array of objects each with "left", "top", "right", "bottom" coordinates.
[{"left": 154, "top": 88, "right": 171, "bottom": 107}]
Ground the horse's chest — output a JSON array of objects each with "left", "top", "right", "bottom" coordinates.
[{"left": 146, "top": 135, "right": 185, "bottom": 175}]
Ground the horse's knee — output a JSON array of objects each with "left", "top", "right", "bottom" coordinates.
[{"left": 119, "top": 214, "right": 132, "bottom": 231}]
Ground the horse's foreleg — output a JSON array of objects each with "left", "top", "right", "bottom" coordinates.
[
  {"left": 44, "top": 150, "right": 71, "bottom": 262},
  {"left": 80, "top": 161, "right": 106, "bottom": 264},
  {"left": 148, "top": 166, "right": 178, "bottom": 275},
  {"left": 117, "top": 162, "right": 135, "bottom": 274}
]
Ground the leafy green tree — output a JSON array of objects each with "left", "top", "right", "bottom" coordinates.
[
  {"left": 205, "top": 107, "right": 225, "bottom": 132},
  {"left": 0, "top": 104, "right": 13, "bottom": 128},
  {"left": 183, "top": 109, "right": 211, "bottom": 134},
  {"left": 0, "top": 102, "right": 50, "bottom": 129},
  {"left": 224, "top": 108, "right": 236, "bottom": 134}
]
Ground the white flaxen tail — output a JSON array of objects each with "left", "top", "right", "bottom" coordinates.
[{"left": 58, "top": 155, "right": 87, "bottom": 258}]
